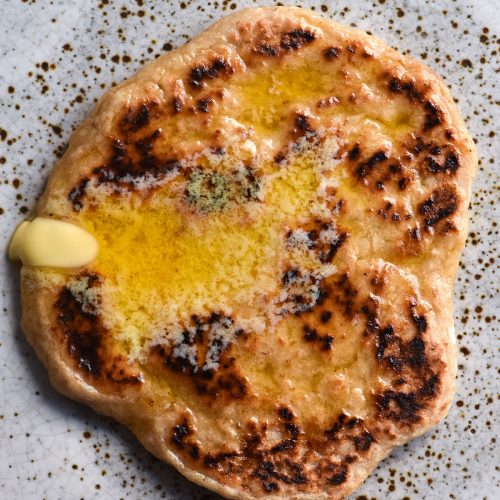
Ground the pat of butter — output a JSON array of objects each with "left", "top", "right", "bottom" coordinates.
[{"left": 9, "top": 217, "right": 98, "bottom": 268}]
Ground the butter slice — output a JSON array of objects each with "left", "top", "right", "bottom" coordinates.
[{"left": 9, "top": 217, "right": 98, "bottom": 268}]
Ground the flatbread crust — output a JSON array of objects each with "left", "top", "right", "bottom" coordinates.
[{"left": 18, "top": 6, "right": 476, "bottom": 499}]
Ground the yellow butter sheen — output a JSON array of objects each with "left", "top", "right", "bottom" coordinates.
[
  {"left": 80, "top": 149, "right": 321, "bottom": 347},
  {"left": 9, "top": 217, "right": 99, "bottom": 268}
]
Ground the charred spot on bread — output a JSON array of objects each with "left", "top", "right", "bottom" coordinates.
[
  {"left": 295, "top": 113, "right": 314, "bottom": 134},
  {"left": 377, "top": 201, "right": 411, "bottom": 223},
  {"left": 172, "top": 418, "right": 195, "bottom": 448},
  {"left": 279, "top": 268, "right": 327, "bottom": 316},
  {"left": 255, "top": 28, "right": 316, "bottom": 57},
  {"left": 55, "top": 273, "right": 143, "bottom": 386},
  {"left": 423, "top": 101, "right": 443, "bottom": 131},
  {"left": 348, "top": 144, "right": 361, "bottom": 161},
  {"left": 172, "top": 408, "right": 378, "bottom": 491},
  {"left": 120, "top": 101, "right": 160, "bottom": 133},
  {"left": 376, "top": 390, "right": 422, "bottom": 423},
  {"left": 286, "top": 220, "right": 349, "bottom": 264},
  {"left": 366, "top": 295, "right": 443, "bottom": 425},
  {"left": 426, "top": 149, "right": 460, "bottom": 175},
  {"left": 281, "top": 29, "right": 316, "bottom": 51},
  {"left": 196, "top": 97, "right": 214, "bottom": 113},
  {"left": 387, "top": 75, "right": 443, "bottom": 132},
  {"left": 332, "top": 273, "right": 358, "bottom": 318},
  {"left": 56, "top": 285, "right": 102, "bottom": 378},
  {"left": 303, "top": 325, "right": 334, "bottom": 351},
  {"left": 376, "top": 372, "right": 441, "bottom": 424},
  {"left": 256, "top": 43, "right": 280, "bottom": 57},
  {"left": 374, "top": 322, "right": 428, "bottom": 373},
  {"left": 68, "top": 136, "right": 181, "bottom": 210},
  {"left": 278, "top": 406, "right": 295, "bottom": 421},
  {"left": 323, "top": 46, "right": 341, "bottom": 60},
  {"left": 356, "top": 151, "right": 389, "bottom": 179},
  {"left": 150, "top": 314, "right": 250, "bottom": 401},
  {"left": 68, "top": 177, "right": 90, "bottom": 211},
  {"left": 189, "top": 58, "right": 230, "bottom": 89},
  {"left": 419, "top": 185, "right": 458, "bottom": 228}
]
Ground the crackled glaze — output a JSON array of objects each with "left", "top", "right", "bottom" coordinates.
[{"left": 0, "top": 1, "right": 498, "bottom": 499}]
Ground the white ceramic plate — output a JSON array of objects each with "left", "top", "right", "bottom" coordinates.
[{"left": 0, "top": 1, "right": 498, "bottom": 498}]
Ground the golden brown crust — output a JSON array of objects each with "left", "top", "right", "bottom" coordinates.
[{"left": 19, "top": 6, "right": 477, "bottom": 499}]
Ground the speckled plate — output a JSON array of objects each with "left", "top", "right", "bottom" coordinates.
[{"left": 0, "top": 1, "right": 498, "bottom": 499}]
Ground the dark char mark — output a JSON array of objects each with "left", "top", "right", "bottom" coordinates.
[
  {"left": 323, "top": 46, "right": 341, "bottom": 60},
  {"left": 371, "top": 301, "right": 440, "bottom": 424},
  {"left": 303, "top": 325, "right": 334, "bottom": 351},
  {"left": 257, "top": 43, "right": 280, "bottom": 57},
  {"left": 427, "top": 151, "right": 460, "bottom": 174},
  {"left": 281, "top": 29, "right": 315, "bottom": 51},
  {"left": 424, "top": 101, "right": 442, "bottom": 131},
  {"left": 295, "top": 113, "right": 314, "bottom": 133},
  {"left": 68, "top": 178, "right": 89, "bottom": 211},
  {"left": 155, "top": 313, "right": 248, "bottom": 401},
  {"left": 98, "top": 136, "right": 179, "bottom": 180},
  {"left": 348, "top": 144, "right": 360, "bottom": 161},
  {"left": 287, "top": 221, "right": 349, "bottom": 264},
  {"left": 120, "top": 102, "right": 156, "bottom": 133},
  {"left": 356, "top": 151, "right": 388, "bottom": 178},
  {"left": 55, "top": 274, "right": 142, "bottom": 385},
  {"left": 171, "top": 417, "right": 201, "bottom": 461},
  {"left": 189, "top": 58, "right": 229, "bottom": 89},
  {"left": 280, "top": 268, "right": 327, "bottom": 315},
  {"left": 324, "top": 412, "right": 375, "bottom": 469},
  {"left": 319, "top": 231, "right": 349, "bottom": 264},
  {"left": 354, "top": 431, "right": 374, "bottom": 452},
  {"left": 68, "top": 134, "right": 180, "bottom": 210},
  {"left": 419, "top": 185, "right": 458, "bottom": 227},
  {"left": 412, "top": 312, "right": 428, "bottom": 335},
  {"left": 325, "top": 413, "right": 359, "bottom": 440},
  {"left": 57, "top": 286, "right": 102, "bottom": 378},
  {"left": 376, "top": 373, "right": 439, "bottom": 424},
  {"left": 333, "top": 273, "right": 358, "bottom": 318},
  {"left": 376, "top": 391, "right": 422, "bottom": 423},
  {"left": 271, "top": 439, "right": 297, "bottom": 453},
  {"left": 256, "top": 29, "right": 316, "bottom": 56},
  {"left": 375, "top": 301, "right": 430, "bottom": 373},
  {"left": 320, "top": 310, "right": 332, "bottom": 323},
  {"left": 172, "top": 419, "right": 193, "bottom": 448},
  {"left": 278, "top": 406, "right": 295, "bottom": 421},
  {"left": 329, "top": 465, "right": 348, "bottom": 486},
  {"left": 387, "top": 76, "right": 442, "bottom": 131},
  {"left": 196, "top": 97, "right": 213, "bottom": 113}
]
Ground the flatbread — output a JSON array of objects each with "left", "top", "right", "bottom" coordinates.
[{"left": 18, "top": 6, "right": 477, "bottom": 499}]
